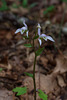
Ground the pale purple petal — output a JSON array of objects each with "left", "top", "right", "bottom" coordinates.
[
  {"left": 23, "top": 20, "right": 27, "bottom": 28},
  {"left": 15, "top": 28, "right": 21, "bottom": 34},
  {"left": 38, "top": 28, "right": 41, "bottom": 35},
  {"left": 46, "top": 36, "right": 55, "bottom": 42},
  {"left": 39, "top": 34, "right": 46, "bottom": 38},
  {"left": 26, "top": 31, "right": 29, "bottom": 37},
  {"left": 21, "top": 27, "right": 27, "bottom": 31},
  {"left": 37, "top": 23, "right": 41, "bottom": 36},
  {"left": 37, "top": 23, "right": 41, "bottom": 28},
  {"left": 38, "top": 39, "right": 42, "bottom": 45}
]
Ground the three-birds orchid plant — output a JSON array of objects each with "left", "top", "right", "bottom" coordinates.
[{"left": 13, "top": 20, "right": 54, "bottom": 100}]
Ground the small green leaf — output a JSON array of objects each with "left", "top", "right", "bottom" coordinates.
[
  {"left": 34, "top": 35, "right": 39, "bottom": 40},
  {"left": 13, "top": 87, "right": 27, "bottom": 96},
  {"left": 24, "top": 72, "right": 33, "bottom": 78},
  {"left": 43, "top": 5, "right": 55, "bottom": 15},
  {"left": 24, "top": 44, "right": 32, "bottom": 47},
  {"left": 22, "top": 0, "right": 28, "bottom": 8},
  {"left": 61, "top": 0, "right": 67, "bottom": 2},
  {"left": 0, "top": 0, "right": 9, "bottom": 11},
  {"left": 36, "top": 48, "right": 44, "bottom": 56},
  {"left": 38, "top": 89, "right": 48, "bottom": 100},
  {"left": 29, "top": 2, "right": 38, "bottom": 8},
  {"left": 11, "top": 3, "right": 19, "bottom": 8},
  {"left": 0, "top": 68, "right": 3, "bottom": 72},
  {"left": 23, "top": 36, "right": 29, "bottom": 39}
]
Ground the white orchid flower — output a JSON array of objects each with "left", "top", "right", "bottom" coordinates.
[
  {"left": 15, "top": 20, "right": 29, "bottom": 37},
  {"left": 37, "top": 23, "right": 55, "bottom": 45}
]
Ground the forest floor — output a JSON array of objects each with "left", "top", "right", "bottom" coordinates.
[{"left": 0, "top": 0, "right": 67, "bottom": 100}]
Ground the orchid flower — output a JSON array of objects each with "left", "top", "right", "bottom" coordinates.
[
  {"left": 37, "top": 23, "right": 55, "bottom": 45},
  {"left": 15, "top": 20, "right": 29, "bottom": 37}
]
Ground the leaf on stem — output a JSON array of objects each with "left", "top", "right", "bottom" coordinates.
[
  {"left": 24, "top": 72, "right": 33, "bottom": 78},
  {"left": 36, "top": 47, "right": 44, "bottom": 56},
  {"left": 43, "top": 5, "right": 55, "bottom": 15},
  {"left": 38, "top": 89, "right": 48, "bottom": 100},
  {"left": 23, "top": 36, "right": 29, "bottom": 39},
  {"left": 29, "top": 2, "right": 38, "bottom": 8},
  {"left": 12, "top": 87, "right": 27, "bottom": 96},
  {"left": 24, "top": 44, "right": 32, "bottom": 47},
  {"left": 34, "top": 35, "right": 39, "bottom": 40}
]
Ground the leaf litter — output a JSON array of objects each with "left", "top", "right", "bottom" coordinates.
[{"left": 0, "top": 0, "right": 67, "bottom": 100}]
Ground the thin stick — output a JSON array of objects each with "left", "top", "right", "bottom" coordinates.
[{"left": 58, "top": 3, "right": 67, "bottom": 44}]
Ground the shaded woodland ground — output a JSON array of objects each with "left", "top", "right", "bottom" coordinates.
[{"left": 0, "top": 0, "right": 67, "bottom": 100}]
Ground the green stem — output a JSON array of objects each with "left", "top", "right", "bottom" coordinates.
[
  {"left": 33, "top": 53, "right": 36, "bottom": 100},
  {"left": 33, "top": 39, "right": 37, "bottom": 100}
]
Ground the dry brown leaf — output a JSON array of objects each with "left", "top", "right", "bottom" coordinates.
[
  {"left": 0, "top": 89, "right": 13, "bottom": 100},
  {"left": 57, "top": 75, "right": 66, "bottom": 87},
  {"left": 38, "top": 56, "right": 48, "bottom": 67},
  {"left": 23, "top": 73, "right": 60, "bottom": 94},
  {"left": 10, "top": 7, "right": 29, "bottom": 15},
  {"left": 53, "top": 55, "right": 67, "bottom": 74}
]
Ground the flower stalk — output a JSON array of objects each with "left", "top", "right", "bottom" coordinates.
[
  {"left": 33, "top": 39, "right": 37, "bottom": 100},
  {"left": 33, "top": 52, "right": 37, "bottom": 100}
]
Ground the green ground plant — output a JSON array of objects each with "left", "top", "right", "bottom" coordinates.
[
  {"left": 0, "top": 0, "right": 9, "bottom": 11},
  {"left": 0, "top": 68, "right": 3, "bottom": 72}
]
